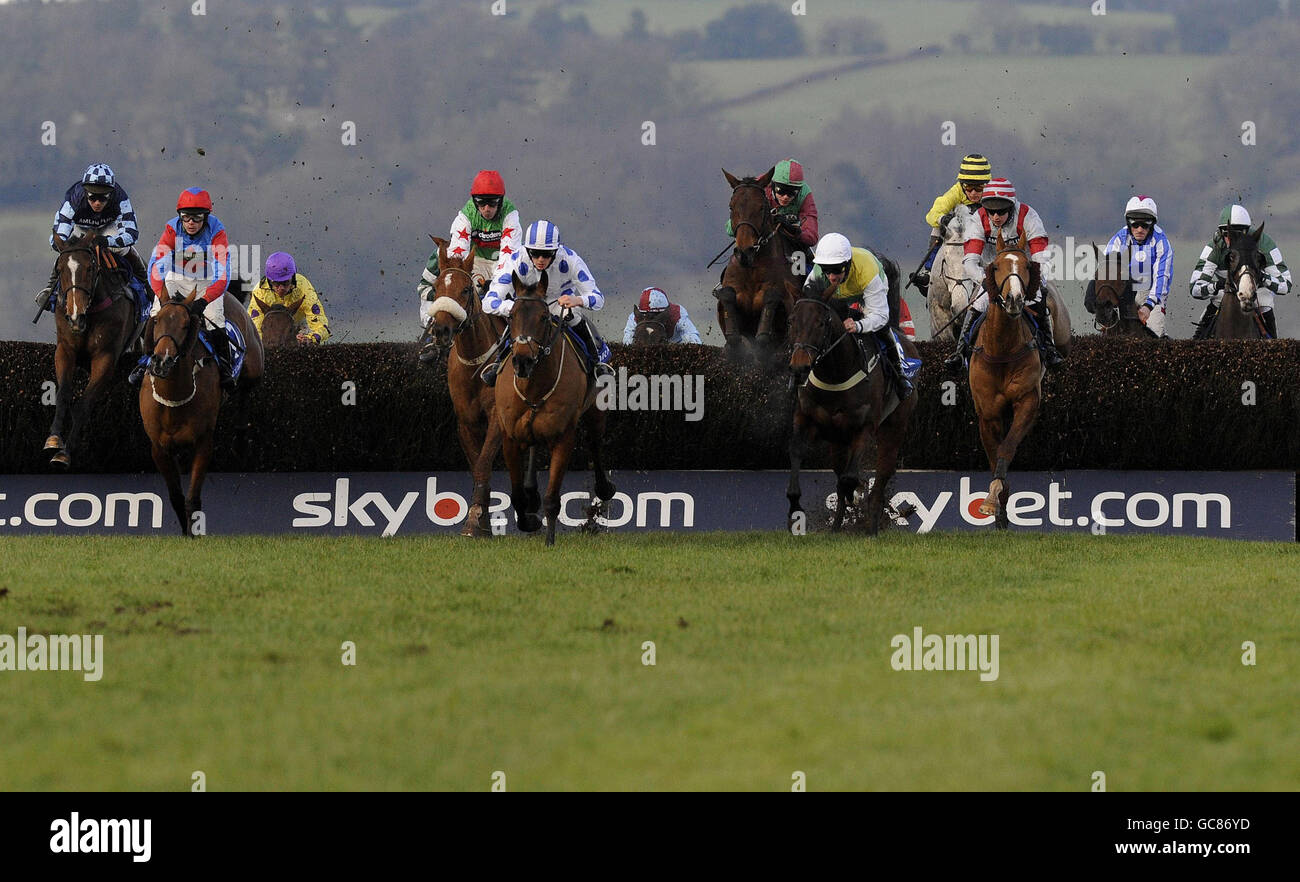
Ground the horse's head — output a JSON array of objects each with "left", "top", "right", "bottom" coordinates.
[
  {"left": 788, "top": 292, "right": 848, "bottom": 383},
  {"left": 724, "top": 167, "right": 775, "bottom": 266},
  {"left": 508, "top": 270, "right": 553, "bottom": 380},
  {"left": 1090, "top": 242, "right": 1132, "bottom": 330},
  {"left": 632, "top": 309, "right": 670, "bottom": 345},
  {"left": 149, "top": 286, "right": 202, "bottom": 379},
  {"left": 1224, "top": 222, "right": 1265, "bottom": 314},
  {"left": 53, "top": 233, "right": 101, "bottom": 334},
  {"left": 987, "top": 229, "right": 1035, "bottom": 318},
  {"left": 426, "top": 234, "right": 479, "bottom": 348},
  {"left": 254, "top": 292, "right": 305, "bottom": 348}
]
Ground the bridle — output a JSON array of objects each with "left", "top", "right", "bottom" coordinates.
[
  {"left": 433, "top": 266, "right": 480, "bottom": 342},
  {"left": 148, "top": 298, "right": 206, "bottom": 406},
  {"left": 509, "top": 294, "right": 572, "bottom": 410},
  {"left": 729, "top": 180, "right": 776, "bottom": 266},
  {"left": 56, "top": 244, "right": 101, "bottom": 329},
  {"left": 790, "top": 296, "right": 853, "bottom": 375},
  {"left": 989, "top": 251, "right": 1031, "bottom": 314},
  {"left": 1223, "top": 238, "right": 1262, "bottom": 304}
]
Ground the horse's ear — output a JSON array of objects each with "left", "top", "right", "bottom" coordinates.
[
  {"left": 983, "top": 262, "right": 997, "bottom": 292},
  {"left": 511, "top": 271, "right": 526, "bottom": 296},
  {"left": 53, "top": 232, "right": 69, "bottom": 251},
  {"left": 536, "top": 270, "right": 548, "bottom": 296},
  {"left": 995, "top": 227, "right": 1006, "bottom": 253},
  {"left": 252, "top": 293, "right": 270, "bottom": 313},
  {"left": 1251, "top": 221, "right": 1265, "bottom": 242},
  {"left": 183, "top": 284, "right": 200, "bottom": 306},
  {"left": 723, "top": 169, "right": 740, "bottom": 189},
  {"left": 430, "top": 235, "right": 450, "bottom": 264},
  {"left": 758, "top": 167, "right": 775, "bottom": 187},
  {"left": 1028, "top": 259, "right": 1042, "bottom": 296}
]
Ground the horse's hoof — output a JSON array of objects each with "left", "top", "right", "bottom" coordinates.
[
  {"left": 517, "top": 514, "right": 542, "bottom": 533},
  {"left": 460, "top": 520, "right": 487, "bottom": 538},
  {"left": 44, "top": 435, "right": 63, "bottom": 452},
  {"left": 978, "top": 500, "right": 999, "bottom": 517},
  {"left": 595, "top": 482, "right": 615, "bottom": 502},
  {"left": 49, "top": 451, "right": 71, "bottom": 470}
]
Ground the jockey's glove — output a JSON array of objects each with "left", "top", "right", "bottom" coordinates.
[{"left": 188, "top": 298, "right": 208, "bottom": 319}]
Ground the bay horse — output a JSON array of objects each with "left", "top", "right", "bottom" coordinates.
[
  {"left": 717, "top": 168, "right": 801, "bottom": 360},
  {"left": 1088, "top": 244, "right": 1146, "bottom": 337},
  {"left": 968, "top": 231, "right": 1045, "bottom": 529},
  {"left": 44, "top": 233, "right": 140, "bottom": 468},
  {"left": 631, "top": 309, "right": 671, "bottom": 345},
  {"left": 426, "top": 235, "right": 508, "bottom": 536},
  {"left": 1213, "top": 224, "right": 1268, "bottom": 340},
  {"left": 927, "top": 210, "right": 973, "bottom": 342},
  {"left": 495, "top": 271, "right": 614, "bottom": 546},
  {"left": 252, "top": 291, "right": 306, "bottom": 348},
  {"left": 139, "top": 284, "right": 263, "bottom": 535},
  {"left": 786, "top": 288, "right": 918, "bottom": 535}
]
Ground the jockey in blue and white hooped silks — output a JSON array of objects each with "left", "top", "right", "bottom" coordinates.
[
  {"left": 1086, "top": 196, "right": 1174, "bottom": 338},
  {"left": 622, "top": 287, "right": 702, "bottom": 344},
  {"left": 945, "top": 176, "right": 1064, "bottom": 371},
  {"left": 129, "top": 187, "right": 236, "bottom": 389},
  {"left": 40, "top": 163, "right": 150, "bottom": 310},
  {"left": 802, "top": 233, "right": 914, "bottom": 399},
  {"left": 480, "top": 220, "right": 612, "bottom": 387}
]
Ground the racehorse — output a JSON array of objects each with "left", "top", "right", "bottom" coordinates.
[
  {"left": 716, "top": 168, "right": 801, "bottom": 360},
  {"left": 1213, "top": 223, "right": 1268, "bottom": 340},
  {"left": 495, "top": 271, "right": 615, "bottom": 546},
  {"left": 967, "top": 231, "right": 1046, "bottom": 529},
  {"left": 139, "top": 284, "right": 263, "bottom": 535},
  {"left": 426, "top": 235, "right": 508, "bottom": 536},
  {"left": 786, "top": 284, "right": 917, "bottom": 535},
  {"left": 927, "top": 210, "right": 973, "bottom": 342},
  {"left": 44, "top": 233, "right": 141, "bottom": 469},
  {"left": 1088, "top": 244, "right": 1146, "bottom": 337},
  {"left": 630, "top": 308, "right": 672, "bottom": 345},
  {"left": 252, "top": 292, "right": 306, "bottom": 348}
]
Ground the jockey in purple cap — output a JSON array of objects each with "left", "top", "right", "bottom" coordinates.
[{"left": 248, "top": 251, "right": 331, "bottom": 344}]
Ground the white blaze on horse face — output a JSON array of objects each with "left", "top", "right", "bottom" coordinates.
[
  {"left": 1238, "top": 268, "right": 1257, "bottom": 303},
  {"left": 1004, "top": 254, "right": 1025, "bottom": 308},
  {"left": 66, "top": 254, "right": 82, "bottom": 320}
]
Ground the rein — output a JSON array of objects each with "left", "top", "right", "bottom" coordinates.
[
  {"left": 437, "top": 266, "right": 504, "bottom": 366},
  {"left": 792, "top": 297, "right": 867, "bottom": 392},
  {"left": 975, "top": 254, "right": 1038, "bottom": 365},
  {"left": 729, "top": 181, "right": 777, "bottom": 265},
  {"left": 149, "top": 302, "right": 207, "bottom": 407},
  {"left": 510, "top": 297, "right": 570, "bottom": 411}
]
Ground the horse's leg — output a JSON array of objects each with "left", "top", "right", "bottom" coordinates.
[
  {"left": 989, "top": 391, "right": 1041, "bottom": 531},
  {"left": 868, "top": 403, "right": 912, "bottom": 536},
  {"left": 829, "top": 441, "right": 856, "bottom": 533},
  {"left": 463, "top": 416, "right": 501, "bottom": 538},
  {"left": 977, "top": 413, "right": 1006, "bottom": 521},
  {"left": 755, "top": 283, "right": 782, "bottom": 348},
  {"left": 504, "top": 440, "right": 541, "bottom": 533},
  {"left": 581, "top": 404, "right": 615, "bottom": 502},
  {"left": 186, "top": 432, "right": 215, "bottom": 538},
  {"left": 542, "top": 426, "right": 578, "bottom": 547},
  {"left": 522, "top": 445, "right": 541, "bottom": 516},
  {"left": 61, "top": 349, "right": 116, "bottom": 469},
  {"left": 151, "top": 441, "right": 188, "bottom": 536},
  {"left": 46, "top": 342, "right": 77, "bottom": 464},
  {"left": 786, "top": 411, "right": 815, "bottom": 531}
]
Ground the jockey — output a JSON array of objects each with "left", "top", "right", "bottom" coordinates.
[
  {"left": 802, "top": 233, "right": 913, "bottom": 399},
  {"left": 481, "top": 220, "right": 613, "bottom": 386},
  {"left": 914, "top": 153, "right": 992, "bottom": 291},
  {"left": 1085, "top": 196, "right": 1173, "bottom": 338},
  {"left": 716, "top": 158, "right": 818, "bottom": 296},
  {"left": 417, "top": 170, "right": 521, "bottom": 328},
  {"left": 129, "top": 188, "right": 236, "bottom": 389},
  {"left": 1189, "top": 204, "right": 1291, "bottom": 339},
  {"left": 39, "top": 163, "right": 149, "bottom": 308},
  {"left": 622, "top": 287, "right": 702, "bottom": 344},
  {"left": 249, "top": 251, "right": 331, "bottom": 344},
  {"left": 945, "top": 177, "right": 1065, "bottom": 372}
]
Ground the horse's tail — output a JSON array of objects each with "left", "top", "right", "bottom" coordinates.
[{"left": 880, "top": 256, "right": 901, "bottom": 330}]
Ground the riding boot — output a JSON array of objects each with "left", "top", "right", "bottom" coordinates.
[
  {"left": 1262, "top": 309, "right": 1277, "bottom": 339},
  {"left": 572, "top": 318, "right": 613, "bottom": 379},
  {"left": 418, "top": 319, "right": 440, "bottom": 364},
  {"left": 36, "top": 264, "right": 59, "bottom": 305},
  {"left": 480, "top": 330, "right": 511, "bottom": 387},
  {"left": 879, "top": 329, "right": 913, "bottom": 399},
  {"left": 207, "top": 325, "right": 237, "bottom": 390},
  {"left": 1039, "top": 301, "right": 1065, "bottom": 369},
  {"left": 123, "top": 248, "right": 149, "bottom": 284},
  {"left": 944, "top": 310, "right": 977, "bottom": 373},
  {"left": 1192, "top": 303, "right": 1218, "bottom": 340},
  {"left": 128, "top": 314, "right": 156, "bottom": 386}
]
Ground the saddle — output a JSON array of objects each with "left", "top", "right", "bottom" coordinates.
[{"left": 200, "top": 321, "right": 247, "bottom": 380}]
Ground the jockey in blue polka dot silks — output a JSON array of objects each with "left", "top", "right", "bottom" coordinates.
[{"left": 480, "top": 220, "right": 613, "bottom": 387}]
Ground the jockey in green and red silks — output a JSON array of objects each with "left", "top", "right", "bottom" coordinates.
[{"left": 726, "top": 158, "right": 819, "bottom": 253}]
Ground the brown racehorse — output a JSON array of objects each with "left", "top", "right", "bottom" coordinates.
[
  {"left": 631, "top": 309, "right": 671, "bottom": 345},
  {"left": 426, "top": 235, "right": 507, "bottom": 536},
  {"left": 44, "top": 234, "right": 140, "bottom": 469},
  {"left": 1213, "top": 223, "right": 1269, "bottom": 340},
  {"left": 252, "top": 292, "right": 306, "bottom": 348},
  {"left": 139, "top": 285, "right": 263, "bottom": 535},
  {"left": 495, "top": 271, "right": 615, "bottom": 546},
  {"left": 786, "top": 287, "right": 918, "bottom": 534},
  {"left": 968, "top": 232, "right": 1046, "bottom": 529},
  {"left": 1088, "top": 244, "right": 1147, "bottom": 337},
  {"left": 717, "top": 168, "right": 801, "bottom": 360}
]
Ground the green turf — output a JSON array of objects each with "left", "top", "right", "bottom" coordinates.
[{"left": 1, "top": 532, "right": 1295, "bottom": 791}]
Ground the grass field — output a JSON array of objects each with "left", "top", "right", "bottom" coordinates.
[{"left": 2, "top": 532, "right": 1296, "bottom": 791}]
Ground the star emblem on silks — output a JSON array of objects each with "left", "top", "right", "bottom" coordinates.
[
  {"left": 455, "top": 229, "right": 470, "bottom": 240},
  {"left": 500, "top": 245, "right": 514, "bottom": 255},
  {"left": 501, "top": 226, "right": 515, "bottom": 238},
  {"left": 450, "top": 246, "right": 466, "bottom": 256}
]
